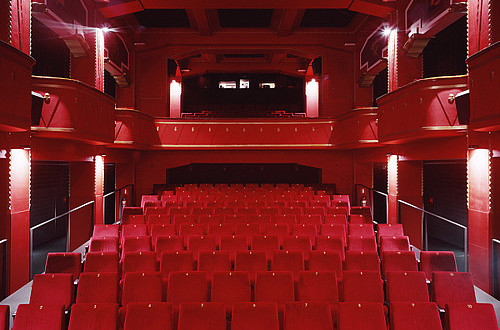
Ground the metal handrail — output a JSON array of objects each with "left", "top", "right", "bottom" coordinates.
[
  {"left": 355, "top": 183, "right": 388, "bottom": 223},
  {"left": 103, "top": 184, "right": 135, "bottom": 223},
  {"left": 492, "top": 238, "right": 500, "bottom": 298}
]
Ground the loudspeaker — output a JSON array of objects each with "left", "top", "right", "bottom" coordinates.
[
  {"left": 31, "top": 92, "right": 44, "bottom": 126},
  {"left": 455, "top": 90, "right": 470, "bottom": 125},
  {"left": 312, "top": 57, "right": 322, "bottom": 75}
]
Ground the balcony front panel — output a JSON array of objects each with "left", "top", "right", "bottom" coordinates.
[{"left": 333, "top": 108, "right": 379, "bottom": 149}]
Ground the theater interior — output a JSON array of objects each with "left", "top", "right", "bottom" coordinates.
[{"left": 0, "top": 0, "right": 499, "bottom": 329}]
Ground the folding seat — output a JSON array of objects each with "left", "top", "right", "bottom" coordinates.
[
  {"left": 349, "top": 214, "right": 373, "bottom": 224},
  {"left": 350, "top": 206, "right": 371, "bottom": 216},
  {"left": 123, "top": 302, "right": 173, "bottom": 330},
  {"left": 144, "top": 207, "right": 167, "bottom": 218},
  {"left": 284, "top": 302, "right": 333, "bottom": 330},
  {"left": 303, "top": 207, "right": 326, "bottom": 216},
  {"left": 282, "top": 207, "right": 303, "bottom": 216},
  {"left": 338, "top": 302, "right": 387, "bottom": 330},
  {"left": 298, "top": 271, "right": 339, "bottom": 303},
  {"left": 172, "top": 215, "right": 197, "bottom": 230},
  {"left": 123, "top": 206, "right": 143, "bottom": 218},
  {"left": 155, "top": 235, "right": 184, "bottom": 260},
  {"left": 84, "top": 252, "right": 119, "bottom": 273},
  {"left": 251, "top": 235, "right": 280, "bottom": 260},
  {"left": 207, "top": 223, "right": 234, "bottom": 239},
  {"left": 219, "top": 235, "right": 248, "bottom": 261},
  {"left": 271, "top": 251, "right": 304, "bottom": 279},
  {"left": 148, "top": 214, "right": 171, "bottom": 230},
  {"left": 320, "top": 223, "right": 346, "bottom": 242},
  {"left": 168, "top": 207, "right": 191, "bottom": 216},
  {"left": 160, "top": 251, "right": 195, "bottom": 281},
  {"left": 68, "top": 303, "right": 118, "bottom": 330},
  {"left": 144, "top": 201, "right": 162, "bottom": 210},
  {"left": 389, "top": 302, "right": 441, "bottom": 330},
  {"left": 223, "top": 214, "right": 247, "bottom": 224},
  {"left": 234, "top": 251, "right": 268, "bottom": 282},
  {"left": 342, "top": 270, "right": 384, "bottom": 303},
  {"left": 89, "top": 237, "right": 119, "bottom": 253},
  {"left": 332, "top": 195, "right": 350, "bottom": 208},
  {"left": 235, "top": 223, "right": 261, "bottom": 236},
  {"left": 92, "top": 224, "right": 119, "bottom": 238},
  {"left": 263, "top": 223, "right": 289, "bottom": 245},
  {"left": 76, "top": 273, "right": 119, "bottom": 303},
  {"left": 214, "top": 207, "right": 234, "bottom": 215},
  {"left": 122, "top": 214, "right": 146, "bottom": 225},
  {"left": 315, "top": 236, "right": 345, "bottom": 260},
  {"left": 44, "top": 252, "right": 81, "bottom": 281},
  {"left": 308, "top": 251, "right": 343, "bottom": 281},
  {"left": 430, "top": 272, "right": 476, "bottom": 308},
  {"left": 445, "top": 303, "right": 498, "bottom": 330},
  {"left": 381, "top": 251, "right": 418, "bottom": 276},
  {"left": 324, "top": 214, "right": 348, "bottom": 226},
  {"left": 237, "top": 207, "right": 258, "bottom": 215},
  {"left": 255, "top": 272, "right": 294, "bottom": 307},
  {"left": 122, "top": 251, "right": 158, "bottom": 276},
  {"left": 232, "top": 303, "right": 279, "bottom": 330},
  {"left": 142, "top": 195, "right": 159, "bottom": 208},
  {"left": 178, "top": 302, "right": 226, "bottom": 330},
  {"left": 13, "top": 304, "right": 64, "bottom": 330},
  {"left": 30, "top": 274, "right": 74, "bottom": 310},
  {"left": 385, "top": 271, "right": 429, "bottom": 302},
  {"left": 345, "top": 251, "right": 380, "bottom": 272},
  {"left": 186, "top": 201, "right": 205, "bottom": 208},
  {"left": 349, "top": 224, "right": 375, "bottom": 237},
  {"left": 166, "top": 271, "right": 208, "bottom": 305},
  {"left": 259, "top": 207, "right": 280, "bottom": 215},
  {"left": 198, "top": 214, "right": 224, "bottom": 224},
  {"left": 122, "top": 236, "right": 152, "bottom": 256},
  {"left": 283, "top": 235, "right": 312, "bottom": 261},
  {"left": 121, "top": 224, "right": 148, "bottom": 240},
  {"left": 268, "top": 200, "right": 287, "bottom": 208},
  {"left": 288, "top": 201, "right": 308, "bottom": 208},
  {"left": 299, "top": 214, "right": 323, "bottom": 226},
  {"left": 150, "top": 224, "right": 177, "bottom": 243},
  {"left": 326, "top": 206, "right": 349, "bottom": 216},
  {"left": 211, "top": 271, "right": 251, "bottom": 304},
  {"left": 293, "top": 223, "right": 318, "bottom": 237},
  {"left": 179, "top": 224, "right": 206, "bottom": 244},
  {"left": 380, "top": 236, "right": 411, "bottom": 252},
  {"left": 377, "top": 223, "right": 404, "bottom": 242},
  {"left": 420, "top": 251, "right": 457, "bottom": 280},
  {"left": 191, "top": 207, "right": 212, "bottom": 216},
  {"left": 198, "top": 251, "right": 231, "bottom": 279},
  {"left": 0, "top": 305, "right": 8, "bottom": 330},
  {"left": 246, "top": 214, "right": 272, "bottom": 224},
  {"left": 273, "top": 214, "right": 297, "bottom": 226},
  {"left": 186, "top": 235, "right": 217, "bottom": 260},
  {"left": 309, "top": 200, "right": 330, "bottom": 208},
  {"left": 121, "top": 272, "right": 163, "bottom": 307},
  {"left": 347, "top": 236, "right": 377, "bottom": 252}
]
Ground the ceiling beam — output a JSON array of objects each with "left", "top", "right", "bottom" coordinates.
[
  {"left": 276, "top": 9, "right": 305, "bottom": 36},
  {"left": 140, "top": 0, "right": 352, "bottom": 9},
  {"left": 186, "top": 9, "right": 213, "bottom": 36}
]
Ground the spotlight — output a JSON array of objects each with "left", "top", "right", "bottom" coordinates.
[
  {"left": 382, "top": 27, "right": 393, "bottom": 37},
  {"left": 100, "top": 27, "right": 111, "bottom": 34}
]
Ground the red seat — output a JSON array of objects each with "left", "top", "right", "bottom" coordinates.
[
  {"left": 147, "top": 214, "right": 171, "bottom": 230},
  {"left": 379, "top": 236, "right": 410, "bottom": 252},
  {"left": 155, "top": 235, "right": 184, "bottom": 260},
  {"left": 160, "top": 251, "right": 195, "bottom": 280},
  {"left": 263, "top": 223, "right": 289, "bottom": 245},
  {"left": 326, "top": 206, "right": 348, "bottom": 216},
  {"left": 83, "top": 252, "right": 119, "bottom": 274},
  {"left": 283, "top": 236, "right": 312, "bottom": 261},
  {"left": 251, "top": 235, "right": 280, "bottom": 260},
  {"left": 68, "top": 303, "right": 119, "bottom": 330},
  {"left": 315, "top": 236, "right": 344, "bottom": 260},
  {"left": 255, "top": 271, "right": 294, "bottom": 307},
  {"left": 420, "top": 251, "right": 457, "bottom": 280},
  {"left": 30, "top": 274, "right": 74, "bottom": 310},
  {"left": 347, "top": 236, "right": 377, "bottom": 252},
  {"left": 121, "top": 224, "right": 148, "bottom": 240},
  {"left": 342, "top": 270, "right": 384, "bottom": 303},
  {"left": 167, "top": 271, "right": 208, "bottom": 305},
  {"left": 76, "top": 272, "right": 119, "bottom": 303},
  {"left": 0, "top": 305, "right": 8, "bottom": 330},
  {"left": 431, "top": 272, "right": 476, "bottom": 308},
  {"left": 320, "top": 224, "right": 346, "bottom": 242},
  {"left": 198, "top": 251, "right": 231, "bottom": 279},
  {"left": 390, "top": 302, "right": 441, "bottom": 330},
  {"left": 235, "top": 223, "right": 261, "bottom": 236},
  {"left": 345, "top": 251, "right": 380, "bottom": 272},
  {"left": 234, "top": 251, "right": 268, "bottom": 282},
  {"left": 178, "top": 302, "right": 226, "bottom": 330},
  {"left": 232, "top": 303, "right": 279, "bottom": 330},
  {"left": 298, "top": 271, "right": 339, "bottom": 303},
  {"left": 211, "top": 271, "right": 251, "bottom": 304},
  {"left": 92, "top": 224, "right": 119, "bottom": 238},
  {"left": 187, "top": 235, "right": 217, "bottom": 261},
  {"left": 207, "top": 223, "right": 234, "bottom": 239},
  {"left": 179, "top": 224, "right": 206, "bottom": 238},
  {"left": 385, "top": 271, "right": 430, "bottom": 302},
  {"left": 348, "top": 224, "right": 375, "bottom": 237},
  {"left": 89, "top": 237, "right": 119, "bottom": 253},
  {"left": 349, "top": 214, "right": 372, "bottom": 224},
  {"left": 284, "top": 302, "right": 333, "bottom": 330},
  {"left": 377, "top": 223, "right": 404, "bottom": 242},
  {"left": 150, "top": 224, "right": 177, "bottom": 243},
  {"left": 122, "top": 251, "right": 158, "bottom": 276},
  {"left": 44, "top": 252, "right": 81, "bottom": 281},
  {"left": 219, "top": 235, "right": 248, "bottom": 261},
  {"left": 308, "top": 251, "right": 343, "bottom": 281},
  {"left": 324, "top": 214, "right": 348, "bottom": 226},
  {"left": 13, "top": 304, "right": 64, "bottom": 330},
  {"left": 338, "top": 302, "right": 387, "bottom": 330},
  {"left": 246, "top": 214, "right": 272, "bottom": 224},
  {"left": 121, "top": 272, "right": 163, "bottom": 307},
  {"left": 198, "top": 214, "right": 224, "bottom": 224},
  {"left": 273, "top": 214, "right": 297, "bottom": 226},
  {"left": 292, "top": 224, "right": 318, "bottom": 237},
  {"left": 123, "top": 302, "right": 173, "bottom": 330},
  {"left": 445, "top": 303, "right": 499, "bottom": 330},
  {"left": 122, "top": 214, "right": 146, "bottom": 225},
  {"left": 122, "top": 236, "right": 152, "bottom": 256},
  {"left": 381, "top": 251, "right": 418, "bottom": 276},
  {"left": 271, "top": 251, "right": 304, "bottom": 279}
]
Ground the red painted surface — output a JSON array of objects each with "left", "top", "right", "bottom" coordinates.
[
  {"left": 387, "top": 154, "right": 398, "bottom": 224},
  {"left": 468, "top": 0, "right": 492, "bottom": 56},
  {"left": 153, "top": 119, "right": 334, "bottom": 149},
  {"left": 115, "top": 109, "right": 161, "bottom": 149},
  {"left": 31, "top": 77, "right": 115, "bottom": 144},
  {"left": 397, "top": 161, "right": 423, "bottom": 249},
  {"left": 9, "top": 149, "right": 30, "bottom": 292},
  {"left": 95, "top": 155, "right": 105, "bottom": 225},
  {"left": 70, "top": 31, "right": 98, "bottom": 89},
  {"left": 387, "top": 29, "right": 398, "bottom": 92},
  {"left": 69, "top": 162, "right": 94, "bottom": 251},
  {"left": 467, "top": 42, "right": 500, "bottom": 131},
  {"left": 0, "top": 42, "right": 34, "bottom": 131},
  {"left": 377, "top": 76, "right": 468, "bottom": 143},
  {"left": 10, "top": 0, "right": 31, "bottom": 55},
  {"left": 333, "top": 108, "right": 378, "bottom": 149}
]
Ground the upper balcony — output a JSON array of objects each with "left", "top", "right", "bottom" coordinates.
[
  {"left": 0, "top": 41, "right": 35, "bottom": 132},
  {"left": 115, "top": 109, "right": 160, "bottom": 149},
  {"left": 377, "top": 75, "right": 468, "bottom": 144},
  {"left": 467, "top": 42, "right": 500, "bottom": 132},
  {"left": 333, "top": 108, "right": 378, "bottom": 149},
  {"left": 31, "top": 76, "right": 115, "bottom": 145}
]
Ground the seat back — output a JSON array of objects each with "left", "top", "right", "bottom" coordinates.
[
  {"left": 76, "top": 273, "right": 119, "bottom": 303},
  {"left": 284, "top": 302, "right": 333, "bottom": 330},
  {"left": 431, "top": 272, "right": 476, "bottom": 308},
  {"left": 255, "top": 271, "right": 294, "bottom": 304},
  {"left": 298, "top": 271, "right": 339, "bottom": 303},
  {"left": 68, "top": 303, "right": 118, "bottom": 330},
  {"left": 121, "top": 272, "right": 163, "bottom": 306},
  {"left": 30, "top": 274, "right": 74, "bottom": 309},
  {"left": 389, "top": 302, "right": 441, "bottom": 330},
  {"left": 231, "top": 303, "right": 279, "bottom": 330},
  {"left": 420, "top": 251, "right": 457, "bottom": 279},
  {"left": 123, "top": 302, "right": 173, "bottom": 330},
  {"left": 211, "top": 271, "right": 251, "bottom": 303},
  {"left": 385, "top": 271, "right": 429, "bottom": 302},
  {"left": 342, "top": 270, "right": 384, "bottom": 303},
  {"left": 338, "top": 302, "right": 387, "bottom": 330},
  {"left": 445, "top": 303, "right": 499, "bottom": 330},
  {"left": 166, "top": 271, "right": 208, "bottom": 305},
  {"left": 13, "top": 304, "right": 64, "bottom": 330},
  {"left": 44, "top": 252, "right": 81, "bottom": 281},
  {"left": 178, "top": 302, "right": 226, "bottom": 330}
]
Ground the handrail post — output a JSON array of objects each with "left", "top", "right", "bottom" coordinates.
[
  {"left": 493, "top": 240, "right": 498, "bottom": 298},
  {"left": 464, "top": 227, "right": 468, "bottom": 272},
  {"left": 29, "top": 229, "right": 33, "bottom": 280},
  {"left": 423, "top": 216, "right": 428, "bottom": 251},
  {"left": 2, "top": 240, "right": 7, "bottom": 298},
  {"left": 385, "top": 195, "right": 389, "bottom": 224},
  {"left": 397, "top": 201, "right": 401, "bottom": 224}
]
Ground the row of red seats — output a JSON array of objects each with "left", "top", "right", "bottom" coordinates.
[{"left": 16, "top": 300, "right": 497, "bottom": 330}]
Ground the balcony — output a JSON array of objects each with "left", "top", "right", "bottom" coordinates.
[
  {"left": 333, "top": 108, "right": 378, "bottom": 149},
  {"left": 115, "top": 109, "right": 160, "bottom": 149}
]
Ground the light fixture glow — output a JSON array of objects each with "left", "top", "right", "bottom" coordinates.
[
  {"left": 100, "top": 27, "right": 111, "bottom": 33},
  {"left": 382, "top": 27, "right": 393, "bottom": 37}
]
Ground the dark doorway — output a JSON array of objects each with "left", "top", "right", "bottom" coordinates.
[
  {"left": 166, "top": 163, "right": 322, "bottom": 185},
  {"left": 373, "top": 162, "right": 388, "bottom": 223},
  {"left": 104, "top": 163, "right": 116, "bottom": 224},
  {"left": 423, "top": 161, "right": 467, "bottom": 271},
  {"left": 30, "top": 162, "right": 70, "bottom": 277}
]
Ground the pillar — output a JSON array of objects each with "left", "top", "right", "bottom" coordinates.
[
  {"left": 387, "top": 154, "right": 399, "bottom": 224},
  {"left": 70, "top": 29, "right": 105, "bottom": 91},
  {"left": 306, "top": 78, "right": 319, "bottom": 118},
  {"left": 468, "top": 0, "right": 494, "bottom": 56},
  {"left": 398, "top": 161, "right": 424, "bottom": 249},
  {"left": 95, "top": 155, "right": 105, "bottom": 225},
  {"left": 69, "top": 162, "right": 94, "bottom": 251},
  {"left": 2, "top": 0, "right": 31, "bottom": 55}
]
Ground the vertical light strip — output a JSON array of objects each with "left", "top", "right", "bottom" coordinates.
[
  {"left": 306, "top": 79, "right": 319, "bottom": 118},
  {"left": 170, "top": 80, "right": 182, "bottom": 118}
]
